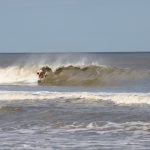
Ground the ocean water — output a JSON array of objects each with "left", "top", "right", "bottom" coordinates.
[{"left": 0, "top": 53, "right": 150, "bottom": 149}]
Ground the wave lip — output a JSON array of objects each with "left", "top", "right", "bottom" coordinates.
[{"left": 0, "top": 91, "right": 150, "bottom": 105}]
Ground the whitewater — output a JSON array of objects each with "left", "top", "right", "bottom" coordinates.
[{"left": 1, "top": 53, "right": 150, "bottom": 149}]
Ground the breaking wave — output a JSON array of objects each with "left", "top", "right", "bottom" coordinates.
[
  {"left": 0, "top": 64, "right": 149, "bottom": 86},
  {"left": 37, "top": 65, "right": 150, "bottom": 86},
  {"left": 0, "top": 66, "right": 38, "bottom": 85}
]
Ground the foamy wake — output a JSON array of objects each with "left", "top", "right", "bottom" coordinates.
[{"left": 0, "top": 91, "right": 150, "bottom": 105}]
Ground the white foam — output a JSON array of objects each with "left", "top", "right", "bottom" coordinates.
[
  {"left": 0, "top": 91, "right": 150, "bottom": 105},
  {"left": 63, "top": 121, "right": 150, "bottom": 133},
  {"left": 0, "top": 66, "right": 38, "bottom": 84}
]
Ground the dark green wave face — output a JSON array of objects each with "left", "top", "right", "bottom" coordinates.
[{"left": 37, "top": 65, "right": 150, "bottom": 86}]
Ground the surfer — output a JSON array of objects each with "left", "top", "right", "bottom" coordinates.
[{"left": 37, "top": 66, "right": 51, "bottom": 80}]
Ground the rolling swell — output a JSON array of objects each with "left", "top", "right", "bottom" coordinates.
[{"left": 37, "top": 65, "right": 150, "bottom": 86}]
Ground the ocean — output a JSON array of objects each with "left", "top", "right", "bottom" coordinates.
[{"left": 0, "top": 52, "right": 150, "bottom": 149}]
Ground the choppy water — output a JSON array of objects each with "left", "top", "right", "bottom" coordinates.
[{"left": 0, "top": 53, "right": 150, "bottom": 149}]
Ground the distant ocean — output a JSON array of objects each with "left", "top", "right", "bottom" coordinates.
[{"left": 1, "top": 52, "right": 150, "bottom": 149}]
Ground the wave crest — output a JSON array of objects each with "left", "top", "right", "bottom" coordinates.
[
  {"left": 0, "top": 64, "right": 149, "bottom": 86},
  {"left": 37, "top": 65, "right": 150, "bottom": 86}
]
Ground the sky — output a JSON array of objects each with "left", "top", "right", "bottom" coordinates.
[{"left": 0, "top": 0, "right": 150, "bottom": 52}]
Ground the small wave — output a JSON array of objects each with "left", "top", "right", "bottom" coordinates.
[
  {"left": 0, "top": 106, "right": 23, "bottom": 113},
  {"left": 0, "top": 91, "right": 150, "bottom": 105},
  {"left": 59, "top": 121, "right": 150, "bottom": 133}
]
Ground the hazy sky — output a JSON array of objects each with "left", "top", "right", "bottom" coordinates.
[{"left": 0, "top": 0, "right": 150, "bottom": 52}]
